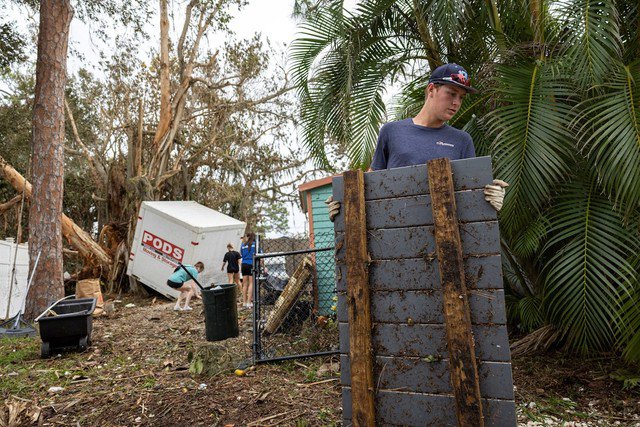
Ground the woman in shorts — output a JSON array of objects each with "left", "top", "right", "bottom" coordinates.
[
  {"left": 167, "top": 262, "right": 204, "bottom": 311},
  {"left": 240, "top": 233, "right": 257, "bottom": 309},
  {"left": 221, "top": 243, "right": 242, "bottom": 288}
]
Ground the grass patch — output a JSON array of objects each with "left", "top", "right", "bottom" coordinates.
[{"left": 0, "top": 336, "right": 40, "bottom": 365}]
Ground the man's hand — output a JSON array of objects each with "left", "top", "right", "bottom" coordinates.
[
  {"left": 324, "top": 196, "right": 341, "bottom": 222},
  {"left": 484, "top": 179, "right": 509, "bottom": 212}
]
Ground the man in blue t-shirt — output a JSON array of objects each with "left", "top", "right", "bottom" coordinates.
[{"left": 326, "top": 63, "right": 507, "bottom": 220}]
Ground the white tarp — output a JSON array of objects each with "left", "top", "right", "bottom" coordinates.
[{"left": 0, "top": 239, "right": 29, "bottom": 319}]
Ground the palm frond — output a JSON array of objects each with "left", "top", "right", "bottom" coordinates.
[
  {"left": 574, "top": 62, "right": 640, "bottom": 218},
  {"left": 556, "top": 0, "right": 622, "bottom": 88},
  {"left": 542, "top": 179, "right": 638, "bottom": 353},
  {"left": 617, "top": 0, "right": 639, "bottom": 63},
  {"left": 510, "top": 215, "right": 550, "bottom": 258},
  {"left": 487, "top": 61, "right": 575, "bottom": 238},
  {"left": 506, "top": 294, "right": 545, "bottom": 333}
]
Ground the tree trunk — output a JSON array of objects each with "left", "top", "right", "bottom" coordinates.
[
  {"left": 24, "top": 0, "right": 73, "bottom": 320},
  {"left": 152, "top": 0, "right": 172, "bottom": 153}
]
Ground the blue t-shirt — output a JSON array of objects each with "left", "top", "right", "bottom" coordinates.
[
  {"left": 168, "top": 265, "right": 199, "bottom": 283},
  {"left": 240, "top": 242, "right": 257, "bottom": 265},
  {"left": 370, "top": 119, "right": 475, "bottom": 170}
]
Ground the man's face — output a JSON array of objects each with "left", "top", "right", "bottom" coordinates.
[{"left": 428, "top": 83, "right": 467, "bottom": 123}]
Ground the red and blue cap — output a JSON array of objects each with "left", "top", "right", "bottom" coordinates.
[{"left": 428, "top": 63, "right": 478, "bottom": 93}]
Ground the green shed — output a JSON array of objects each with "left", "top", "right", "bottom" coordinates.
[{"left": 299, "top": 176, "right": 337, "bottom": 316}]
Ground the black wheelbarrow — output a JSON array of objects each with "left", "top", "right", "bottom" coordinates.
[{"left": 35, "top": 295, "right": 96, "bottom": 358}]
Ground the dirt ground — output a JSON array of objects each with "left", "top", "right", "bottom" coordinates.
[{"left": 1, "top": 294, "right": 640, "bottom": 426}]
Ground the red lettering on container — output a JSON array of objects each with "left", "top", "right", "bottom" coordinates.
[{"left": 141, "top": 231, "right": 184, "bottom": 262}]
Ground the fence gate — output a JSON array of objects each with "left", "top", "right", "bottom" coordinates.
[{"left": 252, "top": 236, "right": 339, "bottom": 363}]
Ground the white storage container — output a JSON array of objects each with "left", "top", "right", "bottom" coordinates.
[
  {"left": 126, "top": 201, "right": 246, "bottom": 299},
  {"left": 0, "top": 239, "right": 29, "bottom": 319}
]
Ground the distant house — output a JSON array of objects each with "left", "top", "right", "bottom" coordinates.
[{"left": 299, "top": 176, "right": 337, "bottom": 315}]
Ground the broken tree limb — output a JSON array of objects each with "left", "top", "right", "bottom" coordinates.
[
  {"left": 0, "top": 195, "right": 22, "bottom": 215},
  {"left": 0, "top": 154, "right": 112, "bottom": 272},
  {"left": 64, "top": 98, "right": 108, "bottom": 190}
]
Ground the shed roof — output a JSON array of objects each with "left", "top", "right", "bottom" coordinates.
[{"left": 298, "top": 175, "right": 339, "bottom": 213}]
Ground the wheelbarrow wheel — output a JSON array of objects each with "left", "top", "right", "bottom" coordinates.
[
  {"left": 41, "top": 342, "right": 50, "bottom": 359},
  {"left": 79, "top": 336, "right": 88, "bottom": 352}
]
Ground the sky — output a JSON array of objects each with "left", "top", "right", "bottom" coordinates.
[{"left": 5, "top": 0, "right": 333, "bottom": 237}]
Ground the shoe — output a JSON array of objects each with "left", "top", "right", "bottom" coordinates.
[
  {"left": 182, "top": 306, "right": 193, "bottom": 311},
  {"left": 247, "top": 303, "right": 253, "bottom": 309},
  {"left": 173, "top": 305, "right": 181, "bottom": 311}
]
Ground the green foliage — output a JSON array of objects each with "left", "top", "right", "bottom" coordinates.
[
  {"left": 291, "top": 0, "right": 640, "bottom": 360},
  {"left": 611, "top": 368, "right": 640, "bottom": 389},
  {"left": 0, "top": 23, "right": 25, "bottom": 73},
  {"left": 542, "top": 179, "right": 637, "bottom": 352}
]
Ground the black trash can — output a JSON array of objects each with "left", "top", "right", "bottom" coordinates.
[{"left": 202, "top": 283, "right": 239, "bottom": 341}]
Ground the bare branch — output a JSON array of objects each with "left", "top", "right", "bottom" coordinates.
[{"left": 0, "top": 195, "right": 22, "bottom": 215}]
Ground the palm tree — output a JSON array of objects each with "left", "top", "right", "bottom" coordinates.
[{"left": 291, "top": 0, "right": 640, "bottom": 360}]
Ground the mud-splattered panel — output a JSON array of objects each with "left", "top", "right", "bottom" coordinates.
[{"left": 333, "top": 157, "right": 516, "bottom": 427}]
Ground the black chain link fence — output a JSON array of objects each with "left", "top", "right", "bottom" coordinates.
[{"left": 252, "top": 235, "right": 338, "bottom": 363}]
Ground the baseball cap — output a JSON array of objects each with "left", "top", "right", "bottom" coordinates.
[{"left": 428, "top": 63, "right": 479, "bottom": 93}]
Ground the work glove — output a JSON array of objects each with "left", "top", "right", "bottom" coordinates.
[
  {"left": 484, "top": 179, "right": 509, "bottom": 212},
  {"left": 324, "top": 196, "right": 341, "bottom": 222}
]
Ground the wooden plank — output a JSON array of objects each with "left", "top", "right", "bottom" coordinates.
[
  {"left": 263, "top": 255, "right": 313, "bottom": 334},
  {"left": 340, "top": 355, "right": 515, "bottom": 400},
  {"left": 331, "top": 156, "right": 494, "bottom": 203},
  {"left": 343, "top": 170, "right": 375, "bottom": 427},
  {"left": 333, "top": 189, "right": 496, "bottom": 232},
  {"left": 335, "top": 255, "right": 503, "bottom": 292},
  {"left": 342, "top": 388, "right": 517, "bottom": 427},
  {"left": 337, "top": 289, "right": 507, "bottom": 325},
  {"left": 428, "top": 158, "right": 484, "bottom": 427},
  {"left": 338, "top": 323, "right": 511, "bottom": 362}
]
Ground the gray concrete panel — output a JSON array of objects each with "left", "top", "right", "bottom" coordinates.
[
  {"left": 342, "top": 388, "right": 516, "bottom": 427},
  {"left": 333, "top": 190, "right": 496, "bottom": 232},
  {"left": 335, "top": 222, "right": 499, "bottom": 261},
  {"left": 337, "top": 290, "right": 507, "bottom": 325},
  {"left": 340, "top": 354, "right": 515, "bottom": 400},
  {"left": 335, "top": 255, "right": 503, "bottom": 292},
  {"left": 332, "top": 156, "right": 494, "bottom": 203},
  {"left": 339, "top": 322, "right": 511, "bottom": 361}
]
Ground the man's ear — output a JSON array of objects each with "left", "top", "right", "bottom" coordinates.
[{"left": 426, "top": 83, "right": 436, "bottom": 98}]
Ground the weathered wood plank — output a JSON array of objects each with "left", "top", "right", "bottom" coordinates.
[
  {"left": 335, "top": 222, "right": 500, "bottom": 262},
  {"left": 331, "top": 156, "right": 494, "bottom": 203},
  {"left": 343, "top": 170, "right": 375, "bottom": 427},
  {"left": 342, "top": 389, "right": 517, "bottom": 427},
  {"left": 333, "top": 189, "right": 496, "bottom": 232},
  {"left": 335, "top": 255, "right": 503, "bottom": 292},
  {"left": 338, "top": 323, "right": 511, "bottom": 362},
  {"left": 429, "top": 158, "right": 484, "bottom": 427},
  {"left": 337, "top": 289, "right": 507, "bottom": 325},
  {"left": 340, "top": 355, "right": 515, "bottom": 400}
]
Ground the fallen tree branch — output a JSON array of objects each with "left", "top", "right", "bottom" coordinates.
[
  {"left": 0, "top": 154, "right": 112, "bottom": 272},
  {"left": 0, "top": 194, "right": 22, "bottom": 214},
  {"left": 246, "top": 410, "right": 295, "bottom": 426}
]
